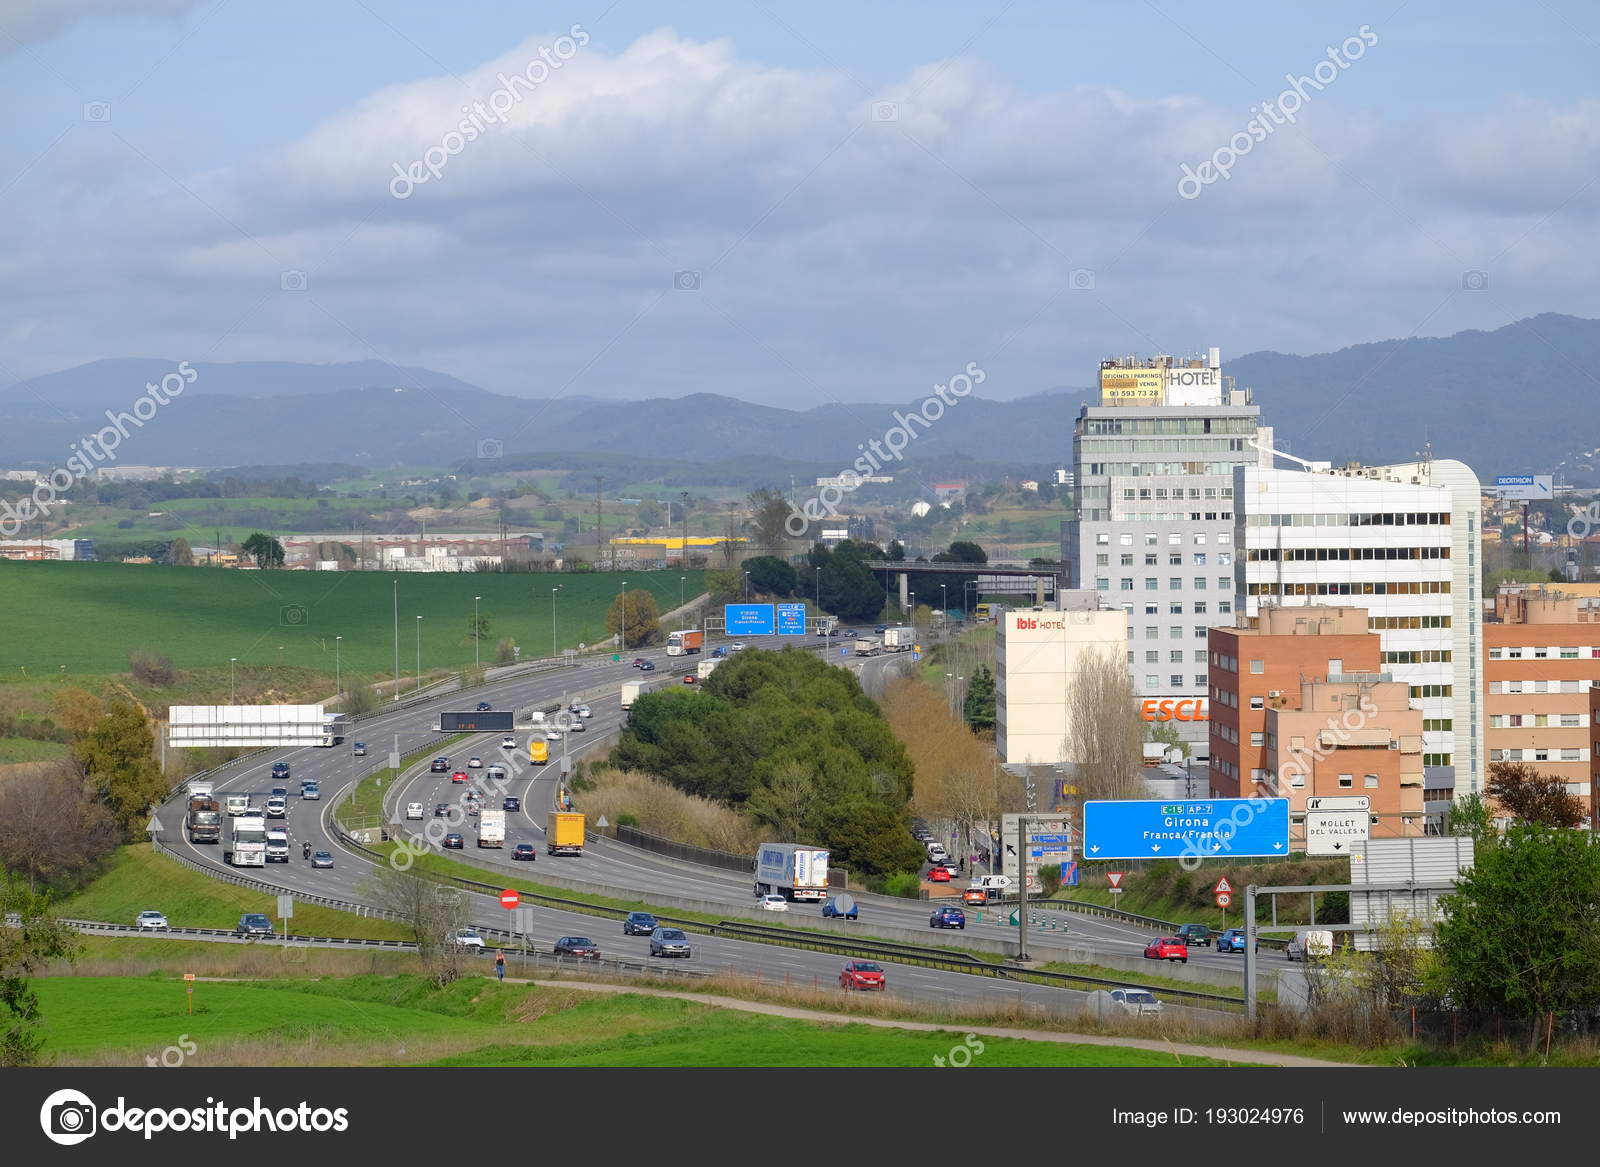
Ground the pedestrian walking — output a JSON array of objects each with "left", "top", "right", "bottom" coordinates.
[{"left": 495, "top": 950, "right": 506, "bottom": 982}]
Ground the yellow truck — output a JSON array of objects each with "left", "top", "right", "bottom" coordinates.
[
  {"left": 547, "top": 811, "right": 585, "bottom": 856},
  {"left": 529, "top": 737, "right": 549, "bottom": 765}
]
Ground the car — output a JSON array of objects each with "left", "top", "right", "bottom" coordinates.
[
  {"left": 500, "top": 735, "right": 517, "bottom": 750},
  {"left": 638, "top": 660, "right": 655, "bottom": 672},
  {"left": 311, "top": 850, "right": 333, "bottom": 869},
  {"left": 512, "top": 843, "right": 537, "bottom": 861},
  {"left": 135, "top": 910, "right": 169, "bottom": 930},
  {"left": 406, "top": 802, "right": 425, "bottom": 820},
  {"left": 301, "top": 782, "right": 320, "bottom": 800},
  {"left": 1215, "top": 928, "right": 1256, "bottom": 955},
  {"left": 682, "top": 675, "right": 696, "bottom": 684},
  {"left": 464, "top": 801, "right": 479, "bottom": 816},
  {"left": 649, "top": 927, "right": 692, "bottom": 958},
  {"left": 821, "top": 896, "right": 858, "bottom": 920},
  {"left": 451, "top": 928, "right": 485, "bottom": 949},
  {"left": 503, "top": 796, "right": 521, "bottom": 812},
  {"left": 544, "top": 726, "right": 563, "bottom": 740},
  {"left": 476, "top": 701, "right": 492, "bottom": 712},
  {"left": 486, "top": 764, "right": 508, "bottom": 781},
  {"left": 729, "top": 642, "right": 746, "bottom": 652},
  {"left": 927, "top": 865, "right": 952, "bottom": 882},
  {"left": 632, "top": 657, "right": 648, "bottom": 668},
  {"left": 452, "top": 770, "right": 469, "bottom": 783},
  {"left": 929, "top": 907, "right": 966, "bottom": 930},
  {"left": 758, "top": 894, "right": 789, "bottom": 912},
  {"left": 443, "top": 833, "right": 464, "bottom": 849},
  {"left": 235, "top": 913, "right": 273, "bottom": 937},
  {"left": 962, "top": 888, "right": 989, "bottom": 906},
  {"left": 1143, "top": 937, "right": 1189, "bottom": 963},
  {"left": 873, "top": 625, "right": 887, "bottom": 634},
  {"left": 271, "top": 762, "right": 290, "bottom": 779},
  {"left": 434, "top": 803, "right": 451, "bottom": 817},
  {"left": 468, "top": 756, "right": 483, "bottom": 768},
  {"left": 838, "top": 960, "right": 885, "bottom": 990},
  {"left": 1107, "top": 988, "right": 1164, "bottom": 1017},
  {"left": 352, "top": 742, "right": 367, "bottom": 756},
  {"left": 842, "top": 629, "right": 857, "bottom": 638},
  {"left": 270, "top": 786, "right": 287, "bottom": 799},
  {"left": 1176, "top": 924, "right": 1214, "bottom": 948},
  {"left": 430, "top": 757, "right": 450, "bottom": 773},
  {"left": 711, "top": 646, "right": 727, "bottom": 658},
  {"left": 553, "top": 936, "right": 600, "bottom": 958},
  {"left": 568, "top": 718, "right": 586, "bottom": 732},
  {"left": 265, "top": 797, "right": 287, "bottom": 818},
  {"left": 623, "top": 911, "right": 659, "bottom": 936},
  {"left": 1286, "top": 928, "right": 1334, "bottom": 963}
]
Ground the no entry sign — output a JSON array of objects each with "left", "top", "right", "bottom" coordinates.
[{"left": 499, "top": 890, "right": 520, "bottom": 910}]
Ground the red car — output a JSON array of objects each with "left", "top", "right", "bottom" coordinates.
[
  {"left": 1144, "top": 936, "right": 1189, "bottom": 963},
  {"left": 838, "top": 960, "right": 886, "bottom": 990},
  {"left": 962, "top": 888, "right": 988, "bottom": 906},
  {"left": 682, "top": 675, "right": 696, "bottom": 684},
  {"left": 451, "top": 770, "right": 469, "bottom": 783},
  {"left": 927, "top": 866, "right": 952, "bottom": 882}
]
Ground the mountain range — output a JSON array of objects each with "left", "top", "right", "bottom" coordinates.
[{"left": 1, "top": 315, "right": 1594, "bottom": 481}]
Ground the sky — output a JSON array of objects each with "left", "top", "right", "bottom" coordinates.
[{"left": 3, "top": 0, "right": 1599, "bottom": 409}]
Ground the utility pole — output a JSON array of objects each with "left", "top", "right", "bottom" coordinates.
[
  {"left": 393, "top": 579, "right": 400, "bottom": 702},
  {"left": 594, "top": 476, "right": 605, "bottom": 571},
  {"left": 1017, "top": 816, "right": 1031, "bottom": 962},
  {"left": 681, "top": 491, "right": 690, "bottom": 567}
]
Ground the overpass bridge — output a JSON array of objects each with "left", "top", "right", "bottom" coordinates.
[{"left": 860, "top": 560, "right": 1066, "bottom": 609}]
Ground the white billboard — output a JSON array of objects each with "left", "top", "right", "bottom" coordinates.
[
  {"left": 1000, "top": 814, "right": 1072, "bottom": 892},
  {"left": 1164, "top": 365, "right": 1223, "bottom": 406},
  {"left": 168, "top": 704, "right": 341, "bottom": 748}
]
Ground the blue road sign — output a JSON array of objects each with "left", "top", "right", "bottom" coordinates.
[
  {"left": 840, "top": 647, "right": 849, "bottom": 656},
  {"left": 724, "top": 603, "right": 775, "bottom": 636},
  {"left": 1082, "top": 798, "right": 1289, "bottom": 860},
  {"left": 776, "top": 603, "right": 806, "bottom": 636},
  {"left": 1062, "top": 860, "right": 1080, "bottom": 887},
  {"left": 911, "top": 651, "right": 921, "bottom": 661}
]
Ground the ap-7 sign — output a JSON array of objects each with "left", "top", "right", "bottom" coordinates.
[{"left": 1082, "top": 798, "right": 1289, "bottom": 860}]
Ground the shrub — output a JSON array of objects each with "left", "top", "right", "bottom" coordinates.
[
  {"left": 880, "top": 871, "right": 923, "bottom": 899},
  {"left": 128, "top": 649, "right": 174, "bottom": 687}
]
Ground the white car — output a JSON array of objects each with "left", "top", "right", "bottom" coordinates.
[
  {"left": 135, "top": 910, "right": 169, "bottom": 931},
  {"left": 575, "top": 704, "right": 592, "bottom": 719},
  {"left": 544, "top": 727, "right": 562, "bottom": 741},
  {"left": 468, "top": 756, "right": 483, "bottom": 768},
  {"left": 730, "top": 643, "right": 746, "bottom": 652},
  {"left": 758, "top": 894, "right": 789, "bottom": 912},
  {"left": 500, "top": 735, "right": 517, "bottom": 750},
  {"left": 1107, "top": 988, "right": 1163, "bottom": 1016},
  {"left": 405, "top": 802, "right": 424, "bottom": 820},
  {"left": 451, "top": 928, "right": 485, "bottom": 949},
  {"left": 568, "top": 718, "right": 586, "bottom": 733}
]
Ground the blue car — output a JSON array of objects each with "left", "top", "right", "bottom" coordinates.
[
  {"left": 821, "top": 897, "right": 858, "bottom": 920},
  {"left": 476, "top": 701, "right": 492, "bottom": 711},
  {"left": 929, "top": 906, "right": 966, "bottom": 930},
  {"left": 1216, "top": 928, "right": 1257, "bottom": 954},
  {"left": 711, "top": 646, "right": 727, "bottom": 658}
]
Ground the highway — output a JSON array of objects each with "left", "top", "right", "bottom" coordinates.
[{"left": 155, "top": 639, "right": 1245, "bottom": 1013}]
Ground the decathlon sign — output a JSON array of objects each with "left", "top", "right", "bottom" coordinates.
[{"left": 1140, "top": 697, "right": 1210, "bottom": 722}]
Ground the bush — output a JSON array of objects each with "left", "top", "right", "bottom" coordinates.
[
  {"left": 494, "top": 637, "right": 517, "bottom": 664},
  {"left": 128, "top": 649, "right": 174, "bottom": 687},
  {"left": 1039, "top": 865, "right": 1062, "bottom": 897},
  {"left": 880, "top": 871, "right": 923, "bottom": 899},
  {"left": 617, "top": 812, "right": 638, "bottom": 828}
]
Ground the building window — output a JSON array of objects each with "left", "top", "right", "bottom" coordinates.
[
  {"left": 1194, "top": 553, "right": 1207, "bottom": 565},
  {"left": 1194, "top": 601, "right": 1208, "bottom": 614},
  {"left": 1170, "top": 603, "right": 1184, "bottom": 615},
  {"left": 1120, "top": 533, "right": 1133, "bottom": 545},
  {"left": 1096, "top": 578, "right": 1110, "bottom": 590},
  {"left": 1250, "top": 695, "right": 1264, "bottom": 710},
  {"left": 1144, "top": 553, "right": 1158, "bottom": 565},
  {"left": 1145, "top": 604, "right": 1159, "bottom": 615},
  {"left": 1288, "top": 770, "right": 1305, "bottom": 787},
  {"left": 1219, "top": 601, "right": 1232, "bottom": 614},
  {"left": 1338, "top": 774, "right": 1354, "bottom": 789},
  {"left": 1218, "top": 577, "right": 1230, "bottom": 589},
  {"left": 1562, "top": 648, "right": 1579, "bottom": 659},
  {"left": 1218, "top": 532, "right": 1231, "bottom": 544},
  {"left": 1145, "top": 578, "right": 1159, "bottom": 590},
  {"left": 1364, "top": 774, "right": 1379, "bottom": 788},
  {"left": 1145, "top": 533, "right": 1158, "bottom": 546},
  {"left": 1128, "top": 651, "right": 1135, "bottom": 664},
  {"left": 1218, "top": 553, "right": 1232, "bottom": 566},
  {"left": 1120, "top": 578, "right": 1134, "bottom": 590},
  {"left": 1507, "top": 649, "right": 1522, "bottom": 659},
  {"left": 1536, "top": 749, "right": 1549, "bottom": 762},
  {"left": 1193, "top": 577, "right": 1207, "bottom": 590},
  {"left": 1167, "top": 553, "right": 1180, "bottom": 566},
  {"left": 1488, "top": 647, "right": 1503, "bottom": 659},
  {"left": 1171, "top": 674, "right": 1184, "bottom": 687},
  {"left": 1562, "top": 748, "right": 1582, "bottom": 761},
  {"left": 1194, "top": 533, "right": 1207, "bottom": 545},
  {"left": 1145, "top": 675, "right": 1159, "bottom": 687},
  {"left": 1145, "top": 625, "right": 1159, "bottom": 639},
  {"left": 1250, "top": 732, "right": 1265, "bottom": 747},
  {"left": 1096, "top": 554, "right": 1109, "bottom": 566},
  {"left": 1096, "top": 533, "right": 1110, "bottom": 545},
  {"left": 1120, "top": 554, "right": 1133, "bottom": 566},
  {"left": 1195, "top": 651, "right": 1207, "bottom": 663},
  {"left": 1249, "top": 660, "right": 1264, "bottom": 674},
  {"left": 1145, "top": 651, "right": 1159, "bottom": 663},
  {"left": 1169, "top": 534, "right": 1182, "bottom": 545}
]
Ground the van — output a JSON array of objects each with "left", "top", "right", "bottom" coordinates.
[
  {"left": 1286, "top": 928, "right": 1334, "bottom": 962},
  {"left": 926, "top": 842, "right": 949, "bottom": 863},
  {"left": 225, "top": 794, "right": 251, "bottom": 816}
]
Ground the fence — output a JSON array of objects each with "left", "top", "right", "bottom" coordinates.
[{"left": 613, "top": 825, "right": 752, "bottom": 874}]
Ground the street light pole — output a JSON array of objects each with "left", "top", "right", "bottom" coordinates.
[
  {"left": 392, "top": 579, "right": 400, "bottom": 703},
  {"left": 415, "top": 616, "right": 422, "bottom": 693},
  {"left": 335, "top": 636, "right": 342, "bottom": 697},
  {"left": 551, "top": 586, "right": 559, "bottom": 657},
  {"left": 474, "top": 596, "right": 481, "bottom": 671},
  {"left": 229, "top": 657, "right": 237, "bottom": 703},
  {"left": 744, "top": 572, "right": 750, "bottom": 601},
  {"left": 620, "top": 580, "right": 627, "bottom": 653},
  {"left": 680, "top": 575, "right": 685, "bottom": 609}
]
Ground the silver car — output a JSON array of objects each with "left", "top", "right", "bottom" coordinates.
[{"left": 649, "top": 927, "right": 692, "bottom": 958}]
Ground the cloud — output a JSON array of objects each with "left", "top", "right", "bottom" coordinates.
[{"left": 0, "top": 0, "right": 206, "bottom": 50}]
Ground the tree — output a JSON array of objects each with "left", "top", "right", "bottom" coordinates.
[
  {"left": 0, "top": 766, "right": 118, "bottom": 891},
  {"left": 0, "top": 876, "right": 80, "bottom": 1065},
  {"left": 72, "top": 701, "right": 166, "bottom": 839},
  {"left": 165, "top": 536, "right": 194, "bottom": 566},
  {"left": 746, "top": 758, "right": 817, "bottom": 841},
  {"left": 606, "top": 588, "right": 662, "bottom": 648},
  {"left": 1434, "top": 824, "right": 1600, "bottom": 1019},
  {"left": 1447, "top": 792, "right": 1494, "bottom": 843},
  {"left": 886, "top": 541, "right": 906, "bottom": 562},
  {"left": 239, "top": 531, "right": 285, "bottom": 569},
  {"left": 50, "top": 688, "right": 105, "bottom": 738},
  {"left": 816, "top": 543, "right": 885, "bottom": 621},
  {"left": 705, "top": 569, "right": 743, "bottom": 605},
  {"left": 469, "top": 609, "right": 491, "bottom": 644},
  {"left": 1486, "top": 761, "right": 1586, "bottom": 829},
  {"left": 743, "top": 555, "right": 796, "bottom": 598},
  {"left": 341, "top": 682, "right": 378, "bottom": 715},
  {"left": 1146, "top": 719, "right": 1190, "bottom": 762},
  {"left": 636, "top": 499, "right": 666, "bottom": 528},
  {"left": 360, "top": 867, "right": 470, "bottom": 987},
  {"left": 494, "top": 636, "right": 517, "bottom": 664},
  {"left": 747, "top": 488, "right": 793, "bottom": 551},
  {"left": 1065, "top": 649, "right": 1146, "bottom": 799},
  {"left": 962, "top": 665, "right": 996, "bottom": 733},
  {"left": 128, "top": 648, "right": 174, "bottom": 687}
]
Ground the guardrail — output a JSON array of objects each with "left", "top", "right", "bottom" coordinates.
[
  {"left": 612, "top": 825, "right": 752, "bottom": 874},
  {"left": 996, "top": 895, "right": 1289, "bottom": 949}
]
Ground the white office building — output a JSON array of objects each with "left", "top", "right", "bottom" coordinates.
[
  {"left": 1236, "top": 456, "right": 1484, "bottom": 806},
  {"left": 995, "top": 594, "right": 1129, "bottom": 765},
  {"left": 1060, "top": 348, "right": 1274, "bottom": 751}
]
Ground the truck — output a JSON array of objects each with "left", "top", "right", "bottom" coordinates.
[
  {"left": 185, "top": 796, "right": 221, "bottom": 843},
  {"left": 547, "top": 812, "right": 585, "bottom": 856},
  {"left": 265, "top": 827, "right": 289, "bottom": 862},
  {"left": 620, "top": 681, "right": 644, "bottom": 710},
  {"left": 528, "top": 737, "right": 549, "bottom": 765},
  {"left": 697, "top": 658, "right": 720, "bottom": 680},
  {"left": 228, "top": 814, "right": 267, "bottom": 867},
  {"left": 853, "top": 637, "right": 877, "bottom": 656},
  {"left": 815, "top": 615, "right": 839, "bottom": 636},
  {"left": 753, "top": 842, "right": 830, "bottom": 902},
  {"left": 186, "top": 780, "right": 215, "bottom": 802},
  {"left": 882, "top": 626, "right": 915, "bottom": 652},
  {"left": 478, "top": 809, "right": 506, "bottom": 848},
  {"left": 665, "top": 629, "right": 704, "bottom": 656}
]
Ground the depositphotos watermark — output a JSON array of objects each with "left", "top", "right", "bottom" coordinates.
[
  {"left": 932, "top": 1032, "right": 986, "bottom": 1067},
  {"left": 389, "top": 25, "right": 589, "bottom": 199},
  {"left": 145, "top": 1034, "right": 197, "bottom": 1068},
  {"left": 785, "top": 361, "right": 986, "bottom": 537},
  {"left": 1177, "top": 25, "right": 1377, "bottom": 199},
  {"left": 39, "top": 1088, "right": 349, "bottom": 1145},
  {"left": 0, "top": 360, "right": 196, "bottom": 538}
]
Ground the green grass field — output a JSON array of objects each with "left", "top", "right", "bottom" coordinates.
[
  {"left": 54, "top": 846, "right": 412, "bottom": 941},
  {"left": 0, "top": 561, "right": 702, "bottom": 676},
  {"left": 33, "top": 975, "right": 1244, "bottom": 1066},
  {"left": 0, "top": 736, "right": 69, "bottom": 763}
]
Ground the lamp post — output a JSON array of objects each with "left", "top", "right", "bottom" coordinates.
[
  {"left": 392, "top": 579, "right": 400, "bottom": 703},
  {"left": 334, "top": 636, "right": 342, "bottom": 697},
  {"left": 551, "top": 586, "right": 560, "bottom": 657},
  {"left": 473, "top": 595, "right": 481, "bottom": 671},
  {"left": 620, "top": 580, "right": 627, "bottom": 653},
  {"left": 744, "top": 571, "right": 750, "bottom": 601},
  {"left": 941, "top": 584, "right": 948, "bottom": 627},
  {"left": 909, "top": 591, "right": 916, "bottom": 633},
  {"left": 815, "top": 567, "right": 821, "bottom": 607},
  {"left": 679, "top": 575, "right": 686, "bottom": 609},
  {"left": 415, "top": 616, "right": 422, "bottom": 692},
  {"left": 229, "top": 657, "right": 237, "bottom": 703}
]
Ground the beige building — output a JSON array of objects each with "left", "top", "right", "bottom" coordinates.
[{"left": 994, "top": 595, "right": 1129, "bottom": 765}]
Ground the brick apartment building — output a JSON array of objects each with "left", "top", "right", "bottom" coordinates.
[
  {"left": 1486, "top": 586, "right": 1600, "bottom": 821},
  {"left": 1208, "top": 604, "right": 1424, "bottom": 840}
]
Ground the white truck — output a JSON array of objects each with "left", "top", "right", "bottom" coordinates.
[
  {"left": 882, "top": 626, "right": 914, "bottom": 652},
  {"left": 620, "top": 681, "right": 644, "bottom": 711},
  {"left": 225, "top": 793, "right": 251, "bottom": 817},
  {"left": 852, "top": 637, "right": 877, "bottom": 656},
  {"left": 753, "top": 842, "right": 831, "bottom": 903},
  {"left": 478, "top": 809, "right": 506, "bottom": 848},
  {"left": 186, "top": 780, "right": 215, "bottom": 802},
  {"left": 265, "top": 827, "right": 289, "bottom": 862},
  {"left": 697, "top": 658, "right": 720, "bottom": 681},
  {"left": 229, "top": 814, "right": 267, "bottom": 867}
]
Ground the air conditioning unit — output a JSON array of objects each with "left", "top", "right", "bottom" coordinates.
[
  {"left": 1267, "top": 690, "right": 1283, "bottom": 698},
  {"left": 1387, "top": 741, "right": 1399, "bottom": 750}
]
